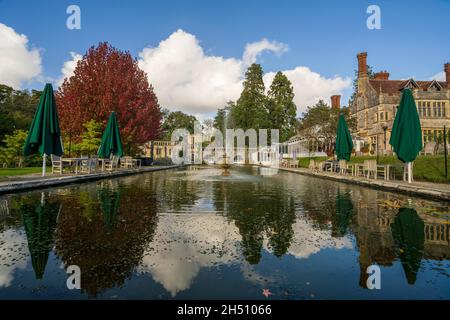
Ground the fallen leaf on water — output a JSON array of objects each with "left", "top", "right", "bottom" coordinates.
[{"left": 262, "top": 289, "right": 272, "bottom": 298}]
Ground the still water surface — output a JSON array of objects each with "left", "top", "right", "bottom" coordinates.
[{"left": 0, "top": 166, "right": 448, "bottom": 299}]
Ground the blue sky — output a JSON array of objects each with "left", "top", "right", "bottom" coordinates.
[{"left": 1, "top": 0, "right": 449, "bottom": 117}]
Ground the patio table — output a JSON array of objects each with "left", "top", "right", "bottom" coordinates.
[
  {"left": 323, "top": 161, "right": 338, "bottom": 173},
  {"left": 348, "top": 163, "right": 357, "bottom": 176},
  {"left": 98, "top": 158, "right": 107, "bottom": 171},
  {"left": 377, "top": 164, "right": 391, "bottom": 180},
  {"left": 61, "top": 158, "right": 82, "bottom": 174},
  {"left": 353, "top": 163, "right": 365, "bottom": 177}
]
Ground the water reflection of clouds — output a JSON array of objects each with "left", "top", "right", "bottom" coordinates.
[
  {"left": 0, "top": 229, "right": 28, "bottom": 287},
  {"left": 139, "top": 214, "right": 241, "bottom": 296},
  {"left": 279, "top": 219, "right": 352, "bottom": 259},
  {"left": 139, "top": 213, "right": 352, "bottom": 297}
]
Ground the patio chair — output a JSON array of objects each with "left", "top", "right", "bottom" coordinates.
[
  {"left": 51, "top": 154, "right": 65, "bottom": 174},
  {"left": 316, "top": 161, "right": 324, "bottom": 172},
  {"left": 290, "top": 159, "right": 298, "bottom": 168},
  {"left": 308, "top": 159, "right": 316, "bottom": 170},
  {"left": 338, "top": 160, "right": 349, "bottom": 175},
  {"left": 120, "top": 156, "right": 133, "bottom": 169},
  {"left": 421, "top": 142, "right": 436, "bottom": 155},
  {"left": 104, "top": 156, "right": 120, "bottom": 171},
  {"left": 365, "top": 160, "right": 377, "bottom": 179},
  {"left": 377, "top": 164, "right": 389, "bottom": 180},
  {"left": 79, "top": 157, "right": 98, "bottom": 174}
]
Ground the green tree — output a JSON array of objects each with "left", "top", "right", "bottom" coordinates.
[
  {"left": 298, "top": 100, "right": 356, "bottom": 154},
  {"left": 78, "top": 120, "right": 103, "bottom": 156},
  {"left": 214, "top": 108, "right": 227, "bottom": 134},
  {"left": 0, "top": 84, "right": 42, "bottom": 144},
  {"left": 0, "top": 130, "right": 28, "bottom": 167},
  {"left": 161, "top": 111, "right": 197, "bottom": 140},
  {"left": 214, "top": 102, "right": 235, "bottom": 134},
  {"left": 230, "top": 64, "right": 268, "bottom": 131},
  {"left": 267, "top": 72, "right": 297, "bottom": 142}
]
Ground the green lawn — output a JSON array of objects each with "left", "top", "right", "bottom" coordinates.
[
  {"left": 298, "top": 155, "right": 450, "bottom": 183},
  {"left": 0, "top": 167, "right": 49, "bottom": 177}
]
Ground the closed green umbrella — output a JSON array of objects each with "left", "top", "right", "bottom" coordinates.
[
  {"left": 23, "top": 83, "right": 63, "bottom": 176},
  {"left": 335, "top": 114, "right": 353, "bottom": 161},
  {"left": 98, "top": 112, "right": 124, "bottom": 158},
  {"left": 389, "top": 89, "right": 423, "bottom": 183}
]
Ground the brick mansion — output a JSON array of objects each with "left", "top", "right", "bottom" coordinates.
[{"left": 350, "top": 52, "right": 450, "bottom": 154}]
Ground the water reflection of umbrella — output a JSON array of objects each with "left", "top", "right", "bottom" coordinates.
[
  {"left": 22, "top": 194, "right": 60, "bottom": 279},
  {"left": 98, "top": 185, "right": 121, "bottom": 229},
  {"left": 390, "top": 207, "right": 424, "bottom": 285},
  {"left": 333, "top": 192, "right": 353, "bottom": 237}
]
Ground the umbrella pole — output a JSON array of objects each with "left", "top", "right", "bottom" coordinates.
[
  {"left": 42, "top": 154, "right": 46, "bottom": 177},
  {"left": 407, "top": 162, "right": 412, "bottom": 183}
]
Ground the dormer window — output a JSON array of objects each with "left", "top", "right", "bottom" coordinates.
[
  {"left": 402, "top": 78, "right": 419, "bottom": 90},
  {"left": 427, "top": 80, "right": 442, "bottom": 91}
]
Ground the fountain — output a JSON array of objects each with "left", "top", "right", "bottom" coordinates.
[
  {"left": 219, "top": 109, "right": 231, "bottom": 176},
  {"left": 220, "top": 152, "right": 231, "bottom": 176}
]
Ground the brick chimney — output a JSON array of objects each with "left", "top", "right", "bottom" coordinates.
[
  {"left": 445, "top": 63, "right": 450, "bottom": 87},
  {"left": 374, "top": 71, "right": 390, "bottom": 80},
  {"left": 331, "top": 95, "right": 341, "bottom": 109},
  {"left": 357, "top": 52, "right": 368, "bottom": 78}
]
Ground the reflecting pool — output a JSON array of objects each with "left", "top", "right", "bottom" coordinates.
[{"left": 0, "top": 166, "right": 448, "bottom": 299}]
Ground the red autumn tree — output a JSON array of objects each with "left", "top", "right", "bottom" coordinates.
[{"left": 56, "top": 42, "right": 162, "bottom": 154}]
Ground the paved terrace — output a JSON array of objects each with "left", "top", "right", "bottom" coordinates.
[
  {"left": 273, "top": 166, "right": 450, "bottom": 202},
  {"left": 0, "top": 165, "right": 183, "bottom": 195}
]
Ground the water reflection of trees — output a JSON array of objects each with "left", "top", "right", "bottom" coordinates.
[
  {"left": 299, "top": 182, "right": 354, "bottom": 238},
  {"left": 297, "top": 178, "right": 449, "bottom": 287},
  {"left": 213, "top": 180, "right": 296, "bottom": 264},
  {"left": 54, "top": 180, "right": 159, "bottom": 297},
  {"left": 0, "top": 196, "right": 26, "bottom": 233},
  {"left": 150, "top": 170, "right": 200, "bottom": 212}
]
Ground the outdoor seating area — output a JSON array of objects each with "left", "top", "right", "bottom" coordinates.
[
  {"left": 50, "top": 154, "right": 142, "bottom": 175},
  {"left": 307, "top": 158, "right": 410, "bottom": 181},
  {"left": 280, "top": 159, "right": 299, "bottom": 168}
]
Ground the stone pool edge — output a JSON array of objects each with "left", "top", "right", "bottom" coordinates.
[
  {"left": 264, "top": 166, "right": 450, "bottom": 202},
  {"left": 0, "top": 165, "right": 184, "bottom": 195}
]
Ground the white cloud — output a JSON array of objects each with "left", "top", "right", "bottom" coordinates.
[
  {"left": 0, "top": 23, "right": 42, "bottom": 89},
  {"left": 138, "top": 29, "right": 244, "bottom": 114},
  {"left": 429, "top": 71, "right": 445, "bottom": 81},
  {"left": 242, "top": 38, "right": 288, "bottom": 66},
  {"left": 136, "top": 29, "right": 351, "bottom": 116},
  {"left": 57, "top": 51, "right": 82, "bottom": 87},
  {"left": 264, "top": 67, "right": 352, "bottom": 114}
]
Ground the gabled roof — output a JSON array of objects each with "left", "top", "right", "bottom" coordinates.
[
  {"left": 425, "top": 80, "right": 443, "bottom": 90},
  {"left": 369, "top": 78, "right": 447, "bottom": 95}
]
